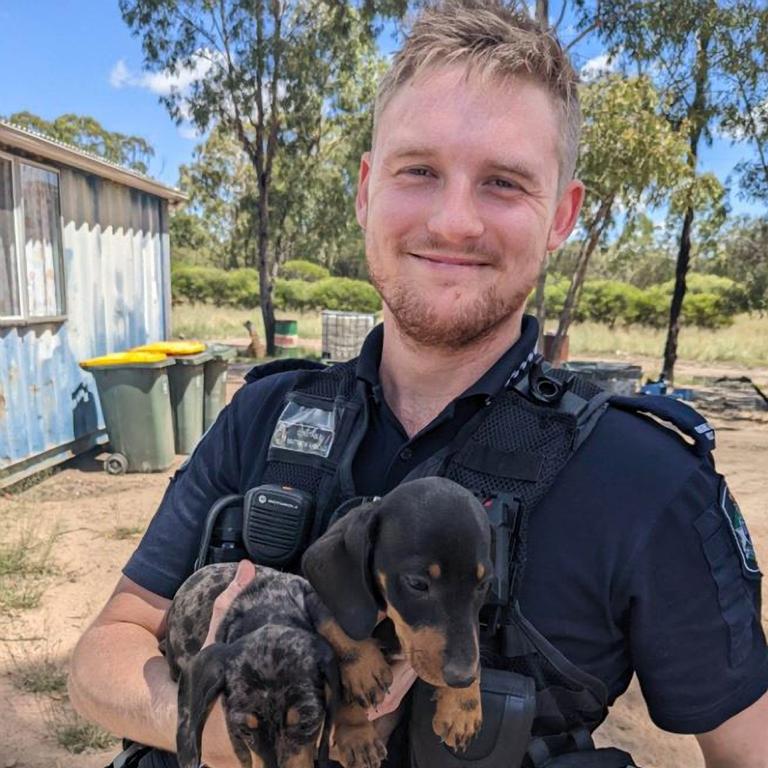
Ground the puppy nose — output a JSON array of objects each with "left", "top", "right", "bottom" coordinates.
[{"left": 443, "top": 665, "right": 476, "bottom": 688}]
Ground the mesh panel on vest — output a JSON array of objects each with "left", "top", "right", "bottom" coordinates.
[{"left": 261, "top": 460, "right": 327, "bottom": 494}]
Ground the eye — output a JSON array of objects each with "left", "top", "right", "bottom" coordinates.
[
  {"left": 403, "top": 575, "right": 430, "bottom": 592},
  {"left": 405, "top": 166, "right": 433, "bottom": 178},
  {"left": 489, "top": 177, "right": 521, "bottom": 191}
]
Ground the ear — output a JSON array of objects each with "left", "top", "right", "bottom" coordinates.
[
  {"left": 177, "top": 644, "right": 229, "bottom": 768},
  {"left": 355, "top": 151, "right": 372, "bottom": 230},
  {"left": 301, "top": 501, "right": 380, "bottom": 640},
  {"left": 546, "top": 178, "right": 585, "bottom": 252}
]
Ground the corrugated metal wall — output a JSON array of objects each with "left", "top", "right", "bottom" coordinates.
[{"left": 0, "top": 165, "right": 170, "bottom": 486}]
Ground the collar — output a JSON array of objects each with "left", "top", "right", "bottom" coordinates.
[{"left": 356, "top": 314, "right": 539, "bottom": 402}]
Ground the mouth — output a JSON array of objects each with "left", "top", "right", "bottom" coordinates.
[{"left": 408, "top": 252, "right": 490, "bottom": 270}]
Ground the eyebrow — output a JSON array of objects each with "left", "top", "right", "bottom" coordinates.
[{"left": 388, "top": 145, "right": 540, "bottom": 184}]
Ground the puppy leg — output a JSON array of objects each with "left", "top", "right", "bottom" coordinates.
[
  {"left": 333, "top": 702, "right": 387, "bottom": 768},
  {"left": 315, "top": 618, "right": 392, "bottom": 708},
  {"left": 432, "top": 679, "right": 482, "bottom": 752}
]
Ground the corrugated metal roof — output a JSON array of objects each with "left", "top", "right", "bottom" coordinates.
[{"left": 0, "top": 119, "right": 187, "bottom": 203}]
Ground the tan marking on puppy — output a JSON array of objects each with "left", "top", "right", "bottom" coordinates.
[
  {"left": 248, "top": 750, "right": 265, "bottom": 768},
  {"left": 244, "top": 713, "right": 259, "bottom": 729},
  {"left": 385, "top": 600, "right": 446, "bottom": 687},
  {"left": 476, "top": 563, "right": 485, "bottom": 580},
  {"left": 428, "top": 563, "right": 441, "bottom": 579},
  {"left": 286, "top": 707, "right": 301, "bottom": 727},
  {"left": 316, "top": 618, "right": 392, "bottom": 707},
  {"left": 333, "top": 702, "right": 387, "bottom": 768},
  {"left": 282, "top": 741, "right": 316, "bottom": 768},
  {"left": 432, "top": 678, "right": 483, "bottom": 752}
]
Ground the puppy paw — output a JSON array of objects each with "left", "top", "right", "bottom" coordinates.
[
  {"left": 340, "top": 641, "right": 392, "bottom": 708},
  {"left": 431, "top": 682, "right": 482, "bottom": 753},
  {"left": 334, "top": 722, "right": 387, "bottom": 768}
]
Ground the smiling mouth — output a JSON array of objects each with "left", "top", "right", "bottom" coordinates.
[{"left": 409, "top": 252, "right": 489, "bottom": 267}]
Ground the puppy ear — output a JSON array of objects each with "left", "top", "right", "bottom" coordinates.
[
  {"left": 177, "top": 644, "right": 229, "bottom": 768},
  {"left": 301, "top": 501, "right": 380, "bottom": 640}
]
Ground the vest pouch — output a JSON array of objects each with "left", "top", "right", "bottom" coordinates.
[
  {"left": 532, "top": 747, "right": 637, "bottom": 767},
  {"left": 410, "top": 668, "right": 536, "bottom": 768}
]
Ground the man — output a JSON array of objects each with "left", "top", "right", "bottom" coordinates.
[{"left": 69, "top": 2, "right": 768, "bottom": 766}]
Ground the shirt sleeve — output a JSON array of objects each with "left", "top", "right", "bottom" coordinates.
[
  {"left": 122, "top": 375, "right": 286, "bottom": 598},
  {"left": 628, "top": 461, "right": 768, "bottom": 733}
]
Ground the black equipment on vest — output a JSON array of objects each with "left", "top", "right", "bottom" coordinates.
[
  {"left": 409, "top": 668, "right": 536, "bottom": 768},
  {"left": 242, "top": 484, "right": 315, "bottom": 566}
]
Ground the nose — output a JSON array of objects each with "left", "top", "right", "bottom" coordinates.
[
  {"left": 442, "top": 662, "right": 477, "bottom": 688},
  {"left": 426, "top": 177, "right": 484, "bottom": 243}
]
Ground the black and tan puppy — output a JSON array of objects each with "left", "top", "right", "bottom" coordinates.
[
  {"left": 303, "top": 477, "right": 493, "bottom": 760},
  {"left": 163, "top": 563, "right": 341, "bottom": 768}
]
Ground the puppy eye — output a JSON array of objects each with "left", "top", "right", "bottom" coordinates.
[{"left": 403, "top": 575, "right": 429, "bottom": 592}]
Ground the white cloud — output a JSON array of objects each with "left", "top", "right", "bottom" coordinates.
[
  {"left": 580, "top": 52, "right": 617, "bottom": 82},
  {"left": 110, "top": 53, "right": 218, "bottom": 141},
  {"left": 109, "top": 53, "right": 215, "bottom": 96}
]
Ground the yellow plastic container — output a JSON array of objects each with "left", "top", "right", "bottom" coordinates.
[
  {"left": 80, "top": 351, "right": 167, "bottom": 367},
  {"left": 132, "top": 341, "right": 206, "bottom": 356}
]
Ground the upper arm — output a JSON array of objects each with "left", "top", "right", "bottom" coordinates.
[{"left": 696, "top": 690, "right": 768, "bottom": 768}]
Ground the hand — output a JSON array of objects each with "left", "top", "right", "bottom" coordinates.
[
  {"left": 202, "top": 560, "right": 257, "bottom": 648},
  {"left": 366, "top": 658, "right": 418, "bottom": 721}
]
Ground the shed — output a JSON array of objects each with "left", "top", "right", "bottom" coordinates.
[{"left": 0, "top": 120, "right": 186, "bottom": 488}]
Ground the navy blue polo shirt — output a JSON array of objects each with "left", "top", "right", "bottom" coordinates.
[{"left": 124, "top": 316, "right": 768, "bottom": 734}]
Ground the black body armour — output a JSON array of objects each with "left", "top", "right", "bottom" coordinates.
[{"left": 200, "top": 356, "right": 715, "bottom": 768}]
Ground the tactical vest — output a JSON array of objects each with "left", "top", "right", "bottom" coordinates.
[{"left": 199, "top": 355, "right": 715, "bottom": 768}]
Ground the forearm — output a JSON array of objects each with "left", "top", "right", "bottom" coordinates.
[{"left": 68, "top": 620, "right": 178, "bottom": 751}]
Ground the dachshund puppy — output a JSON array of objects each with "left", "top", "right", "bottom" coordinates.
[
  {"left": 163, "top": 563, "right": 341, "bottom": 768},
  {"left": 303, "top": 477, "right": 493, "bottom": 763}
]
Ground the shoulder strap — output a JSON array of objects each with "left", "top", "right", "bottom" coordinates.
[
  {"left": 244, "top": 358, "right": 326, "bottom": 384},
  {"left": 609, "top": 394, "right": 716, "bottom": 457}
]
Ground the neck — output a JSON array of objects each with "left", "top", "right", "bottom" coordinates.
[{"left": 378, "top": 307, "right": 526, "bottom": 438}]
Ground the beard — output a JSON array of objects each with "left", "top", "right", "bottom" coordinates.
[{"left": 367, "top": 239, "right": 534, "bottom": 350}]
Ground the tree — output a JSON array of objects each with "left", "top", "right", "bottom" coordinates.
[
  {"left": 6, "top": 111, "right": 154, "bottom": 173},
  {"left": 574, "top": 0, "right": 768, "bottom": 382},
  {"left": 120, "top": 0, "right": 401, "bottom": 355},
  {"left": 548, "top": 75, "right": 691, "bottom": 361}
]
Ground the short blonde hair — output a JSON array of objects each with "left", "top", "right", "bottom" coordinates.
[{"left": 373, "top": 0, "right": 581, "bottom": 191}]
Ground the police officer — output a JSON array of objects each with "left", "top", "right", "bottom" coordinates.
[{"left": 69, "top": 2, "right": 768, "bottom": 766}]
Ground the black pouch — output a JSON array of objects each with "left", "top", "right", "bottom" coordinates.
[
  {"left": 409, "top": 668, "right": 536, "bottom": 768},
  {"left": 533, "top": 748, "right": 637, "bottom": 767}
]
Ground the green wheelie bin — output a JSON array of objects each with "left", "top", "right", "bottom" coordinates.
[
  {"left": 203, "top": 344, "right": 237, "bottom": 431},
  {"left": 166, "top": 350, "right": 213, "bottom": 454},
  {"left": 79, "top": 352, "right": 176, "bottom": 475}
]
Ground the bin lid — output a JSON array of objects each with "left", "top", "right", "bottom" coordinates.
[
  {"left": 171, "top": 350, "right": 213, "bottom": 365},
  {"left": 132, "top": 340, "right": 206, "bottom": 356},
  {"left": 79, "top": 351, "right": 174, "bottom": 369},
  {"left": 207, "top": 343, "right": 238, "bottom": 362}
]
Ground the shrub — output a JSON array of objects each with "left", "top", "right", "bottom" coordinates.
[
  {"left": 579, "top": 280, "right": 642, "bottom": 328},
  {"left": 171, "top": 264, "right": 259, "bottom": 307},
  {"left": 274, "top": 279, "right": 314, "bottom": 312},
  {"left": 281, "top": 259, "right": 331, "bottom": 282},
  {"left": 310, "top": 277, "right": 382, "bottom": 313}
]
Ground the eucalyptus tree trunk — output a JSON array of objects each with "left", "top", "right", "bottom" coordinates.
[{"left": 661, "top": 28, "right": 711, "bottom": 384}]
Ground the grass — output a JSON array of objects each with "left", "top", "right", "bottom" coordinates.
[
  {"left": 44, "top": 701, "right": 118, "bottom": 753},
  {"left": 548, "top": 314, "right": 768, "bottom": 368},
  {"left": 7, "top": 639, "right": 68, "bottom": 695},
  {"left": 108, "top": 524, "right": 145, "bottom": 540},
  {"left": 0, "top": 521, "right": 60, "bottom": 611},
  {"left": 171, "top": 303, "right": 324, "bottom": 342}
]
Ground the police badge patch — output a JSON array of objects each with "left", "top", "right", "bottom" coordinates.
[{"left": 720, "top": 479, "right": 761, "bottom": 576}]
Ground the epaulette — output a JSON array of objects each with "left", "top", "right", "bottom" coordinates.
[{"left": 243, "top": 358, "right": 327, "bottom": 384}]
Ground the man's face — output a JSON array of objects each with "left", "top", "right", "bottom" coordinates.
[{"left": 356, "top": 65, "right": 583, "bottom": 348}]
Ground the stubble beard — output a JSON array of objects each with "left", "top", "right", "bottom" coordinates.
[{"left": 368, "top": 250, "right": 533, "bottom": 351}]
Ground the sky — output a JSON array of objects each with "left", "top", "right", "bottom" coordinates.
[{"left": 0, "top": 0, "right": 763, "bottom": 219}]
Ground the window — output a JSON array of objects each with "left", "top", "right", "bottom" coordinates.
[{"left": 0, "top": 154, "right": 65, "bottom": 321}]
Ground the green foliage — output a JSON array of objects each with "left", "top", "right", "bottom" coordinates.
[
  {"left": 6, "top": 111, "right": 154, "bottom": 173},
  {"left": 281, "top": 260, "right": 331, "bottom": 282},
  {"left": 274, "top": 279, "right": 314, "bottom": 312},
  {"left": 307, "top": 277, "right": 381, "bottom": 313},
  {"left": 171, "top": 264, "right": 260, "bottom": 307},
  {"left": 578, "top": 280, "right": 643, "bottom": 328}
]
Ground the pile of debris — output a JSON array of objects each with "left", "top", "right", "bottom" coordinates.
[{"left": 689, "top": 376, "right": 768, "bottom": 412}]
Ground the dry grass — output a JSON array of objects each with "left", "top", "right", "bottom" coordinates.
[
  {"left": 547, "top": 314, "right": 768, "bottom": 368},
  {"left": 0, "top": 521, "right": 60, "bottom": 612},
  {"left": 171, "top": 304, "right": 323, "bottom": 342}
]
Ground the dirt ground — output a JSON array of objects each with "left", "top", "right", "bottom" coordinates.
[{"left": 0, "top": 361, "right": 766, "bottom": 768}]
